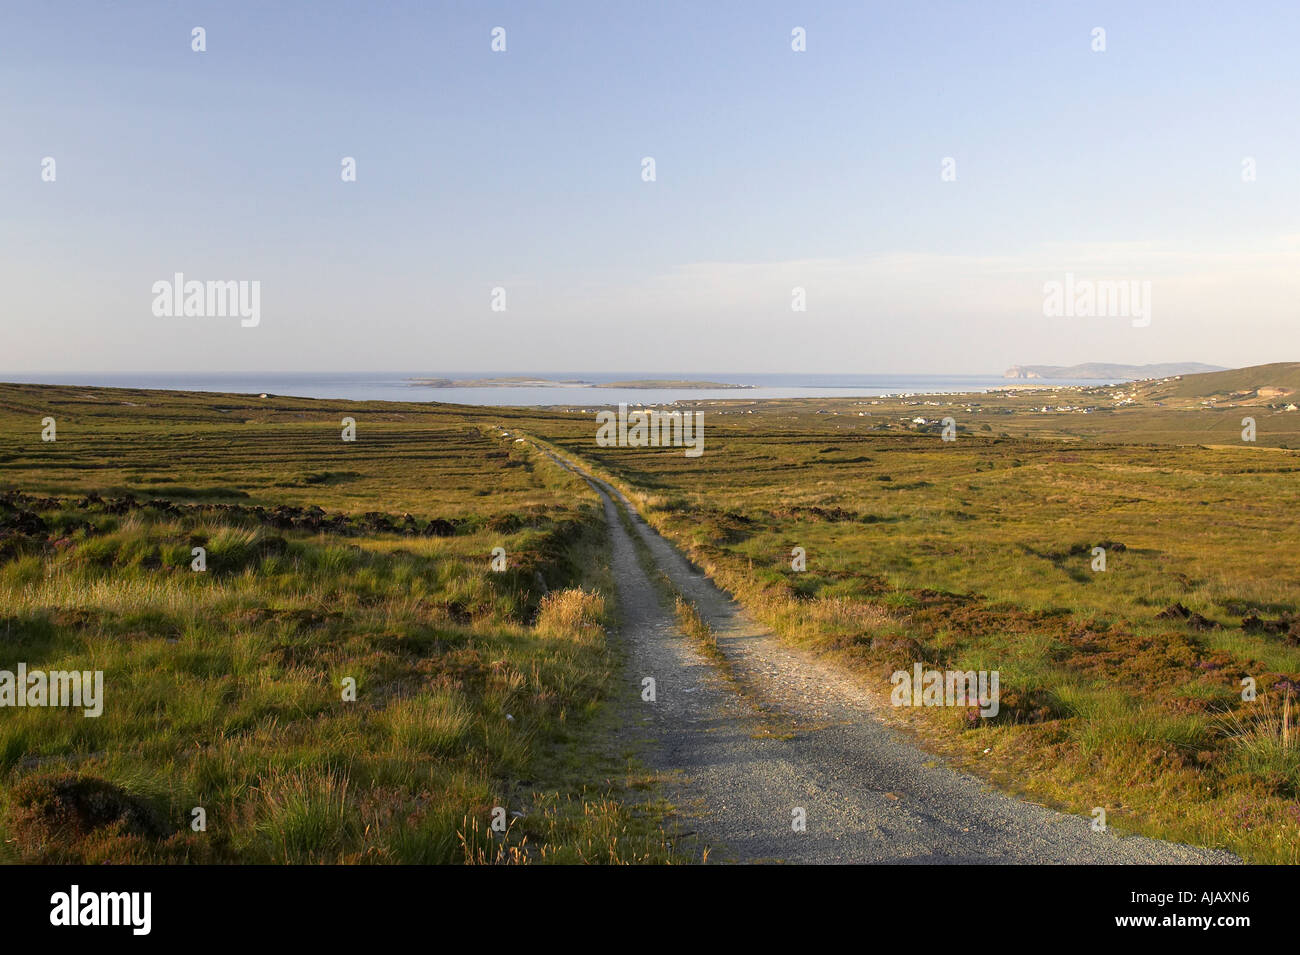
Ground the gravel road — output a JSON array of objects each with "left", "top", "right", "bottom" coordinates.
[{"left": 542, "top": 446, "right": 1238, "bottom": 865}]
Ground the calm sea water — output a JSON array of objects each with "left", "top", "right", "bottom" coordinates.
[{"left": 0, "top": 372, "right": 1115, "bottom": 407}]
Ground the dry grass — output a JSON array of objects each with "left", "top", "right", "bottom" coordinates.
[{"left": 535, "top": 588, "right": 607, "bottom": 641}]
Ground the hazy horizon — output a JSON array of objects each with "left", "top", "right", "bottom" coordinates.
[{"left": 0, "top": 362, "right": 1227, "bottom": 379}]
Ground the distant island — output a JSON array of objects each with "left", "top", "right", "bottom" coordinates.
[
  {"left": 409, "top": 377, "right": 586, "bottom": 388},
  {"left": 1004, "top": 362, "right": 1226, "bottom": 381},
  {"left": 408, "top": 376, "right": 752, "bottom": 390}
]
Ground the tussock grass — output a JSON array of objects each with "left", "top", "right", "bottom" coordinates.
[
  {"left": 254, "top": 769, "right": 360, "bottom": 863},
  {"left": 381, "top": 692, "right": 473, "bottom": 755},
  {"left": 0, "top": 385, "right": 695, "bottom": 864},
  {"left": 1219, "top": 693, "right": 1300, "bottom": 794},
  {"left": 535, "top": 588, "right": 606, "bottom": 641}
]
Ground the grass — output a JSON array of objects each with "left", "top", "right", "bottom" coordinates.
[
  {"left": 523, "top": 387, "right": 1300, "bottom": 863},
  {"left": 0, "top": 382, "right": 696, "bottom": 864},
  {"left": 8, "top": 376, "right": 1300, "bottom": 863}
]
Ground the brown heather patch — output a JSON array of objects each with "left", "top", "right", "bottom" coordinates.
[
  {"left": 1058, "top": 626, "right": 1225, "bottom": 691},
  {"left": 3, "top": 772, "right": 217, "bottom": 864}
]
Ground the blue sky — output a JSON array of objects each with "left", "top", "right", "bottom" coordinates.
[{"left": 3, "top": 0, "right": 1297, "bottom": 374}]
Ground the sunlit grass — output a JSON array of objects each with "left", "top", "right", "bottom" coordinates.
[
  {"left": 0, "top": 386, "right": 694, "bottom": 864},
  {"left": 529, "top": 399, "right": 1300, "bottom": 862}
]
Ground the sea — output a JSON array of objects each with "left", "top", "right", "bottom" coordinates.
[{"left": 0, "top": 372, "right": 1116, "bottom": 407}]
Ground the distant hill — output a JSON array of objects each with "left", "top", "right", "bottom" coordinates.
[
  {"left": 1004, "top": 362, "right": 1225, "bottom": 380},
  {"left": 1138, "top": 362, "right": 1300, "bottom": 406}
]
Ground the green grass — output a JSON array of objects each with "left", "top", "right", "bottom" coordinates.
[
  {"left": 9, "top": 376, "right": 1300, "bottom": 863},
  {"left": 0, "top": 382, "right": 695, "bottom": 864},
  {"left": 524, "top": 389, "right": 1300, "bottom": 863}
]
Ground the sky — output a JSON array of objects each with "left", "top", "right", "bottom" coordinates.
[{"left": 2, "top": 0, "right": 1298, "bottom": 375}]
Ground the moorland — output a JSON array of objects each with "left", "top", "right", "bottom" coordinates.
[{"left": 3, "top": 363, "right": 1299, "bottom": 862}]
